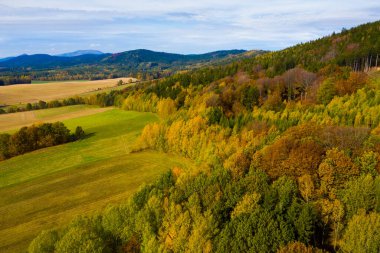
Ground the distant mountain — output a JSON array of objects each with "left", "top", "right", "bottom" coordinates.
[
  {"left": 0, "top": 49, "right": 247, "bottom": 70},
  {"left": 0, "top": 54, "right": 109, "bottom": 69},
  {"left": 102, "top": 49, "right": 247, "bottom": 64},
  {"left": 0, "top": 56, "right": 16, "bottom": 62},
  {"left": 56, "top": 50, "right": 105, "bottom": 57}
]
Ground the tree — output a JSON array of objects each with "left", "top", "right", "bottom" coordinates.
[
  {"left": 298, "top": 174, "right": 315, "bottom": 203},
  {"left": 157, "top": 98, "right": 177, "bottom": 119},
  {"left": 241, "top": 85, "right": 260, "bottom": 110},
  {"left": 231, "top": 192, "right": 261, "bottom": 218},
  {"left": 206, "top": 107, "right": 223, "bottom": 125},
  {"left": 28, "top": 230, "right": 59, "bottom": 253},
  {"left": 341, "top": 212, "right": 380, "bottom": 253},
  {"left": 75, "top": 126, "right": 85, "bottom": 140},
  {"left": 341, "top": 174, "right": 376, "bottom": 219},
  {"left": 317, "top": 78, "right": 336, "bottom": 105},
  {"left": 277, "top": 241, "right": 323, "bottom": 253},
  {"left": 356, "top": 151, "right": 379, "bottom": 177},
  {"left": 117, "top": 80, "right": 124, "bottom": 86},
  {"left": 55, "top": 227, "right": 105, "bottom": 253}
]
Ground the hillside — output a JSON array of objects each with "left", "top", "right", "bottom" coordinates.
[
  {"left": 0, "top": 108, "right": 193, "bottom": 253},
  {"left": 22, "top": 20, "right": 380, "bottom": 253},
  {"left": 3, "top": 20, "right": 380, "bottom": 253}
]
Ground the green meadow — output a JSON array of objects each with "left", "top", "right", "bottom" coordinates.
[{"left": 0, "top": 109, "right": 192, "bottom": 253}]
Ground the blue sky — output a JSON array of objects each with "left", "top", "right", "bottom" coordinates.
[{"left": 0, "top": 0, "right": 379, "bottom": 57}]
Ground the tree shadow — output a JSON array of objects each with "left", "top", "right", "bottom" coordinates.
[{"left": 80, "top": 132, "right": 96, "bottom": 140}]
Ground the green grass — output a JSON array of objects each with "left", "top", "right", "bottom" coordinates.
[{"left": 0, "top": 109, "right": 192, "bottom": 253}]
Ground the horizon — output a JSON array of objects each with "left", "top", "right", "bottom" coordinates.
[
  {"left": 0, "top": 0, "right": 379, "bottom": 58},
  {"left": 0, "top": 48, "right": 250, "bottom": 59}
]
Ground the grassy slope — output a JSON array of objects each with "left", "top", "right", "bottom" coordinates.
[
  {"left": 0, "top": 105, "right": 113, "bottom": 133},
  {"left": 0, "top": 109, "right": 192, "bottom": 253}
]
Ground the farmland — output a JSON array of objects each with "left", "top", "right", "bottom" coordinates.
[
  {"left": 0, "top": 109, "right": 193, "bottom": 253},
  {"left": 0, "top": 78, "right": 136, "bottom": 106}
]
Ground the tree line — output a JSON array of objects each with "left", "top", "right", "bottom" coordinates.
[{"left": 0, "top": 122, "right": 85, "bottom": 161}]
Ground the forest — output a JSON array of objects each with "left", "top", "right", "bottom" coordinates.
[{"left": 27, "top": 21, "right": 380, "bottom": 252}]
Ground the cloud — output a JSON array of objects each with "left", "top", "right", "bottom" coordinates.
[
  {"left": 0, "top": 0, "right": 379, "bottom": 57},
  {"left": 89, "top": 43, "right": 100, "bottom": 48}
]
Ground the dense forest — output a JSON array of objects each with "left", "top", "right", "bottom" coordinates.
[{"left": 28, "top": 21, "right": 380, "bottom": 252}]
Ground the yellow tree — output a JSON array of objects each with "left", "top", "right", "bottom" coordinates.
[{"left": 157, "top": 98, "right": 177, "bottom": 119}]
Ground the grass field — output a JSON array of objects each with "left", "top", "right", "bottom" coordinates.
[
  {"left": 0, "top": 109, "right": 192, "bottom": 253},
  {"left": 0, "top": 78, "right": 136, "bottom": 106},
  {"left": 0, "top": 105, "right": 113, "bottom": 133}
]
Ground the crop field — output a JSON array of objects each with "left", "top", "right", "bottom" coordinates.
[
  {"left": 0, "top": 78, "right": 136, "bottom": 106},
  {"left": 0, "top": 109, "right": 193, "bottom": 253}
]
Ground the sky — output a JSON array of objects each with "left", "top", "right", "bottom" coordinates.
[{"left": 0, "top": 0, "right": 379, "bottom": 57}]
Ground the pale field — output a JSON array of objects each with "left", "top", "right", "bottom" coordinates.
[{"left": 0, "top": 78, "right": 136, "bottom": 105}]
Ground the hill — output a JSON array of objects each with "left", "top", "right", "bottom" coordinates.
[
  {"left": 0, "top": 49, "right": 247, "bottom": 70},
  {"left": 0, "top": 49, "right": 252, "bottom": 84},
  {"left": 5, "top": 20, "right": 380, "bottom": 253},
  {"left": 0, "top": 53, "right": 109, "bottom": 69},
  {"left": 56, "top": 50, "right": 105, "bottom": 57},
  {"left": 22, "top": 20, "right": 380, "bottom": 253}
]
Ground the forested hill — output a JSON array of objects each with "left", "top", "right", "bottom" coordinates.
[
  {"left": 0, "top": 49, "right": 252, "bottom": 84},
  {"left": 0, "top": 49, "right": 247, "bottom": 70},
  {"left": 28, "top": 21, "right": 380, "bottom": 253},
  {"left": 240, "top": 21, "right": 380, "bottom": 76}
]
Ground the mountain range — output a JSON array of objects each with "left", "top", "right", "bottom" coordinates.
[
  {"left": 0, "top": 49, "right": 247, "bottom": 70},
  {"left": 55, "top": 50, "right": 105, "bottom": 57}
]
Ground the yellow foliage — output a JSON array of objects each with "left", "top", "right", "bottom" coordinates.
[
  {"left": 231, "top": 192, "right": 261, "bottom": 218},
  {"left": 157, "top": 98, "right": 177, "bottom": 118}
]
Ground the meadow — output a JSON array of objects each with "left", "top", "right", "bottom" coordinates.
[
  {"left": 0, "top": 108, "right": 193, "bottom": 253},
  {"left": 0, "top": 105, "right": 112, "bottom": 132},
  {"left": 0, "top": 78, "right": 136, "bottom": 106}
]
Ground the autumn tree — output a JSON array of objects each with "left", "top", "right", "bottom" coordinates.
[
  {"left": 317, "top": 78, "right": 336, "bottom": 105},
  {"left": 157, "top": 98, "right": 177, "bottom": 119},
  {"left": 341, "top": 212, "right": 380, "bottom": 253}
]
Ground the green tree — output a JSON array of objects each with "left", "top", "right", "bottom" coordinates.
[
  {"left": 341, "top": 174, "right": 376, "bottom": 219},
  {"left": 28, "top": 230, "right": 59, "bottom": 253},
  {"left": 55, "top": 227, "right": 105, "bottom": 253},
  {"left": 75, "top": 126, "right": 85, "bottom": 140},
  {"left": 317, "top": 78, "right": 336, "bottom": 105},
  {"left": 341, "top": 212, "right": 380, "bottom": 253}
]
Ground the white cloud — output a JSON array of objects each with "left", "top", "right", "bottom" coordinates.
[
  {"left": 89, "top": 43, "right": 100, "bottom": 48},
  {"left": 0, "top": 0, "right": 379, "bottom": 57}
]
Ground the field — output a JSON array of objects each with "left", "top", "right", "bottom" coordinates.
[
  {"left": 0, "top": 108, "right": 193, "bottom": 253},
  {"left": 0, "top": 105, "right": 113, "bottom": 132},
  {"left": 0, "top": 78, "right": 136, "bottom": 106}
]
